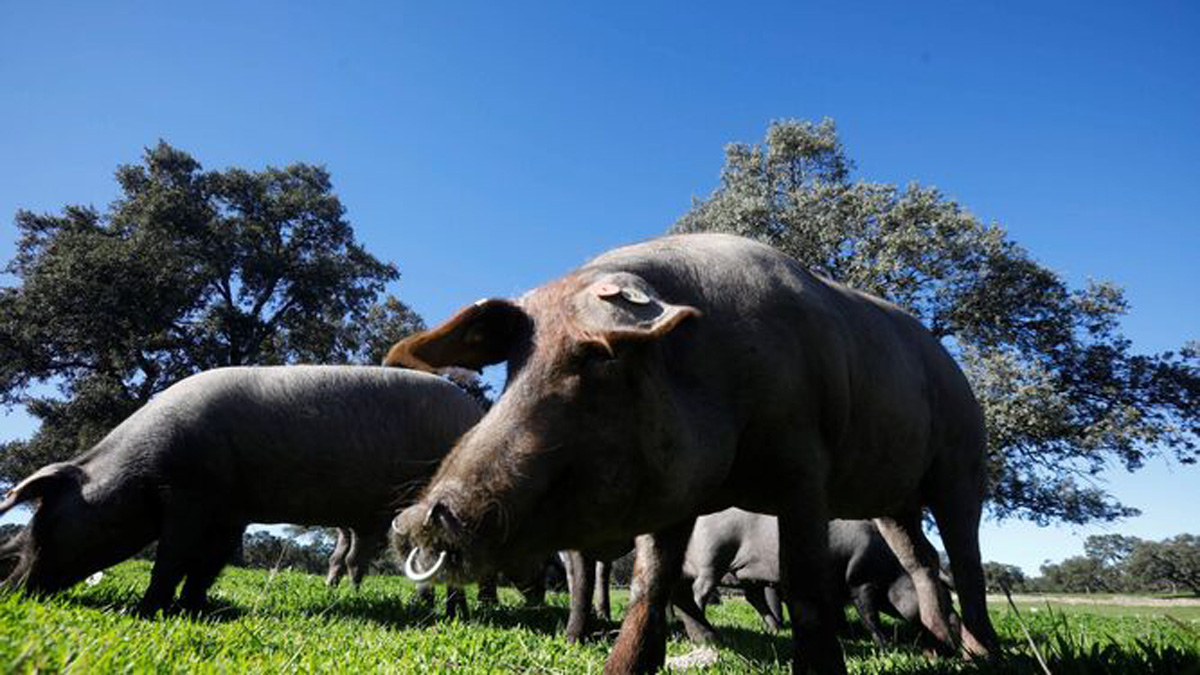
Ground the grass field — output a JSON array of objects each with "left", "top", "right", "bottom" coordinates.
[{"left": 2, "top": 561, "right": 1197, "bottom": 673}]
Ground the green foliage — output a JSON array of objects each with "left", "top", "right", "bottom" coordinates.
[
  {"left": 1037, "top": 556, "right": 1122, "bottom": 595},
  {"left": 0, "top": 561, "right": 1197, "bottom": 673},
  {"left": 672, "top": 118, "right": 1199, "bottom": 524},
  {"left": 0, "top": 142, "right": 423, "bottom": 484},
  {"left": 1127, "top": 535, "right": 1200, "bottom": 596},
  {"left": 237, "top": 531, "right": 336, "bottom": 576},
  {"left": 983, "top": 562, "right": 1027, "bottom": 593}
]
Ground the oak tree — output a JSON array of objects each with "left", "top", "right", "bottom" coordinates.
[
  {"left": 0, "top": 142, "right": 422, "bottom": 483},
  {"left": 672, "top": 119, "right": 1199, "bottom": 524}
]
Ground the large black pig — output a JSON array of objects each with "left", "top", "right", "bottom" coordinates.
[
  {"left": 0, "top": 366, "right": 480, "bottom": 614},
  {"left": 388, "top": 233, "right": 998, "bottom": 674}
]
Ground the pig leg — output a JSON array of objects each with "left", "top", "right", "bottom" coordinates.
[
  {"left": 477, "top": 575, "right": 499, "bottom": 606},
  {"left": 516, "top": 566, "right": 547, "bottom": 607},
  {"left": 139, "top": 498, "right": 216, "bottom": 615},
  {"left": 929, "top": 486, "right": 999, "bottom": 658},
  {"left": 764, "top": 585, "right": 786, "bottom": 627},
  {"left": 325, "top": 528, "right": 351, "bottom": 587},
  {"left": 595, "top": 559, "right": 612, "bottom": 621},
  {"left": 445, "top": 585, "right": 467, "bottom": 619},
  {"left": 604, "top": 519, "right": 693, "bottom": 675},
  {"left": 671, "top": 579, "right": 719, "bottom": 644},
  {"left": 873, "top": 511, "right": 958, "bottom": 653},
  {"left": 413, "top": 582, "right": 436, "bottom": 607},
  {"left": 850, "top": 585, "right": 891, "bottom": 646},
  {"left": 347, "top": 530, "right": 383, "bottom": 588},
  {"left": 744, "top": 585, "right": 782, "bottom": 632},
  {"left": 565, "top": 550, "right": 596, "bottom": 642},
  {"left": 178, "top": 522, "right": 245, "bottom": 612},
  {"left": 779, "top": 506, "right": 846, "bottom": 675}
]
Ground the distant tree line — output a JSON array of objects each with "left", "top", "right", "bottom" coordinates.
[{"left": 985, "top": 533, "right": 1200, "bottom": 596}]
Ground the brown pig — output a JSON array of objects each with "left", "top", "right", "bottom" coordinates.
[{"left": 387, "top": 233, "right": 999, "bottom": 674}]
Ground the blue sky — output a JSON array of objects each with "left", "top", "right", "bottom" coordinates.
[{"left": 1, "top": 2, "right": 1196, "bottom": 574}]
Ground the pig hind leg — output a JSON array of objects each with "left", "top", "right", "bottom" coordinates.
[
  {"left": 326, "top": 529, "right": 352, "bottom": 587},
  {"left": 850, "top": 584, "right": 891, "bottom": 646},
  {"left": 347, "top": 529, "right": 384, "bottom": 589},
  {"left": 671, "top": 577, "right": 719, "bottom": 644},
  {"left": 873, "top": 510, "right": 958, "bottom": 654},
  {"left": 743, "top": 584, "right": 783, "bottom": 632},
  {"left": 928, "top": 478, "right": 1000, "bottom": 658}
]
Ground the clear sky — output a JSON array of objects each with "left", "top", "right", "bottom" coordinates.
[{"left": 1, "top": 2, "right": 1197, "bottom": 575}]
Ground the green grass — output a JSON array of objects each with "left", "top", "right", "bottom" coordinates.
[{"left": 1, "top": 561, "right": 1197, "bottom": 673}]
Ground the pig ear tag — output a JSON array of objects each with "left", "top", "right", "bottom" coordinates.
[
  {"left": 593, "top": 283, "right": 622, "bottom": 299},
  {"left": 620, "top": 288, "right": 650, "bottom": 305},
  {"left": 592, "top": 283, "right": 650, "bottom": 305}
]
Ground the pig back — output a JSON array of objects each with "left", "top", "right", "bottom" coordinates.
[{"left": 142, "top": 365, "right": 483, "bottom": 528}]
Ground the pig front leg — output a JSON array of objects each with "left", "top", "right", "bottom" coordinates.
[
  {"left": 595, "top": 559, "right": 612, "bottom": 621},
  {"left": 603, "top": 519, "right": 694, "bottom": 675},
  {"left": 178, "top": 521, "right": 245, "bottom": 612},
  {"left": 564, "top": 550, "right": 596, "bottom": 642},
  {"left": 477, "top": 575, "right": 499, "bottom": 606},
  {"left": 140, "top": 493, "right": 243, "bottom": 615},
  {"left": 779, "top": 504, "right": 846, "bottom": 675}
]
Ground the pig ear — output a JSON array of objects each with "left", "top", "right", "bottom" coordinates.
[
  {"left": 0, "top": 463, "right": 84, "bottom": 515},
  {"left": 382, "top": 299, "right": 530, "bottom": 373},
  {"left": 600, "top": 303, "right": 702, "bottom": 345}
]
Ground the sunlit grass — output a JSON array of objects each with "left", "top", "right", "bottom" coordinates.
[{"left": 1, "top": 561, "right": 1196, "bottom": 673}]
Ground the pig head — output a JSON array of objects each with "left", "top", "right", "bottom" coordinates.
[
  {"left": 1, "top": 461, "right": 154, "bottom": 596},
  {"left": 388, "top": 270, "right": 718, "bottom": 581}
]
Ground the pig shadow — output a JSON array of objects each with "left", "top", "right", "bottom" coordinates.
[
  {"left": 300, "top": 592, "right": 579, "bottom": 636},
  {"left": 661, "top": 616, "right": 941, "bottom": 670},
  {"left": 64, "top": 591, "right": 248, "bottom": 622}
]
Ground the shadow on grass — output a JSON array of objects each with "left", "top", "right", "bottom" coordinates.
[
  {"left": 665, "top": 612, "right": 1200, "bottom": 675},
  {"left": 62, "top": 589, "right": 250, "bottom": 623},
  {"left": 294, "top": 591, "right": 581, "bottom": 637}
]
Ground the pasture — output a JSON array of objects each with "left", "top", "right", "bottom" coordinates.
[{"left": 1, "top": 562, "right": 1197, "bottom": 673}]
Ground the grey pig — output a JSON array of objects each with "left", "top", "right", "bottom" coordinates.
[
  {"left": 0, "top": 365, "right": 481, "bottom": 614},
  {"left": 675, "top": 509, "right": 955, "bottom": 647}
]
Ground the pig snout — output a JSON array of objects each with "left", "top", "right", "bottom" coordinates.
[
  {"left": 391, "top": 492, "right": 476, "bottom": 582},
  {"left": 393, "top": 496, "right": 464, "bottom": 550}
]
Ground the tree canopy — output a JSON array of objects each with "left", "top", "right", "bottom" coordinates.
[
  {"left": 672, "top": 119, "right": 1199, "bottom": 524},
  {"left": 0, "top": 142, "right": 423, "bottom": 483}
]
